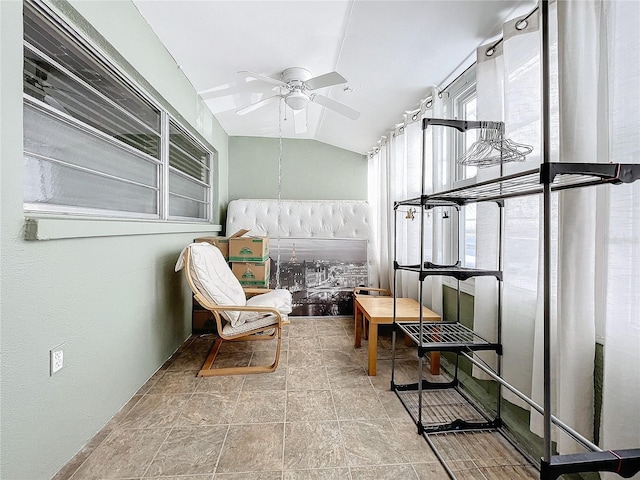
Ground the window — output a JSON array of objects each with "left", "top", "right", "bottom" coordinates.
[
  {"left": 453, "top": 87, "right": 478, "bottom": 182},
  {"left": 22, "top": 1, "right": 214, "bottom": 221},
  {"left": 443, "top": 72, "right": 478, "bottom": 269},
  {"left": 168, "top": 122, "right": 212, "bottom": 220}
]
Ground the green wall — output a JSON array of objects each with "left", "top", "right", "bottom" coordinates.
[
  {"left": 0, "top": 1, "right": 227, "bottom": 478},
  {"left": 229, "top": 136, "right": 367, "bottom": 201}
]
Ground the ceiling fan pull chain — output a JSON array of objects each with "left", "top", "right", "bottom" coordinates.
[
  {"left": 283, "top": 96, "right": 288, "bottom": 121},
  {"left": 275, "top": 97, "right": 283, "bottom": 290}
]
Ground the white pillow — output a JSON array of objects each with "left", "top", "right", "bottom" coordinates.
[{"left": 245, "top": 289, "right": 293, "bottom": 321}]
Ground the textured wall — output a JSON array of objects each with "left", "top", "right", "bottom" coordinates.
[
  {"left": 229, "top": 136, "right": 367, "bottom": 202},
  {"left": 0, "top": 1, "right": 226, "bottom": 478}
]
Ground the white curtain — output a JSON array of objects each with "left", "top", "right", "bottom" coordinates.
[
  {"left": 368, "top": 138, "right": 390, "bottom": 291},
  {"left": 598, "top": 0, "right": 640, "bottom": 473},
  {"left": 369, "top": 0, "right": 639, "bottom": 466},
  {"left": 368, "top": 94, "right": 444, "bottom": 315},
  {"left": 475, "top": 0, "right": 640, "bottom": 460},
  {"left": 473, "top": 10, "right": 547, "bottom": 408},
  {"left": 536, "top": 0, "right": 639, "bottom": 458}
]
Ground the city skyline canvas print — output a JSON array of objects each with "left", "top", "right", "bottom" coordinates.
[{"left": 267, "top": 238, "right": 368, "bottom": 316}]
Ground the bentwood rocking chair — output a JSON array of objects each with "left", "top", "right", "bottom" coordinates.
[{"left": 175, "top": 242, "right": 292, "bottom": 376}]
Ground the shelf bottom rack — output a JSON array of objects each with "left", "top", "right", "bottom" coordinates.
[
  {"left": 392, "top": 369, "right": 537, "bottom": 480},
  {"left": 394, "top": 385, "right": 499, "bottom": 434},
  {"left": 391, "top": 339, "right": 640, "bottom": 480},
  {"left": 425, "top": 430, "right": 539, "bottom": 480}
]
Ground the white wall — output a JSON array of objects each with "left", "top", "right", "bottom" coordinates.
[{"left": 0, "top": 1, "right": 228, "bottom": 478}]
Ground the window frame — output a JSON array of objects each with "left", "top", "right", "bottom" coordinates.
[
  {"left": 166, "top": 118, "right": 215, "bottom": 222},
  {"left": 22, "top": 0, "right": 215, "bottom": 224},
  {"left": 441, "top": 69, "right": 478, "bottom": 293}
]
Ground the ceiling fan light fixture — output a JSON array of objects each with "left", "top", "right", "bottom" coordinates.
[
  {"left": 285, "top": 90, "right": 308, "bottom": 111},
  {"left": 234, "top": 66, "right": 359, "bottom": 120}
]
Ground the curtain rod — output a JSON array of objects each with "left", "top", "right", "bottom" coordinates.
[
  {"left": 370, "top": 3, "right": 541, "bottom": 156},
  {"left": 437, "top": 62, "right": 476, "bottom": 96},
  {"left": 437, "top": 4, "right": 540, "bottom": 95}
]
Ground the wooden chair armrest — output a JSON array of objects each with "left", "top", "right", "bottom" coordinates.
[{"left": 352, "top": 287, "right": 392, "bottom": 296}]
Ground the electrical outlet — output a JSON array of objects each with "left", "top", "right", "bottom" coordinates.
[{"left": 50, "top": 345, "right": 64, "bottom": 375}]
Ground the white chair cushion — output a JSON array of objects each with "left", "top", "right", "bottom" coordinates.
[
  {"left": 221, "top": 314, "right": 282, "bottom": 336},
  {"left": 185, "top": 243, "right": 257, "bottom": 326}
]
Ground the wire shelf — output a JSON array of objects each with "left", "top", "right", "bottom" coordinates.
[
  {"left": 399, "top": 322, "right": 501, "bottom": 353},
  {"left": 425, "top": 431, "right": 539, "bottom": 479},
  {"left": 395, "top": 262, "right": 502, "bottom": 281},
  {"left": 426, "top": 163, "right": 639, "bottom": 206},
  {"left": 396, "top": 388, "right": 486, "bottom": 426},
  {"left": 395, "top": 163, "right": 640, "bottom": 208}
]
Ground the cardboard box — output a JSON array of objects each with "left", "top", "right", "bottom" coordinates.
[
  {"left": 194, "top": 236, "right": 229, "bottom": 259},
  {"left": 195, "top": 229, "right": 250, "bottom": 260},
  {"left": 232, "top": 261, "right": 270, "bottom": 288},
  {"left": 192, "top": 309, "right": 217, "bottom": 333},
  {"left": 229, "top": 233, "right": 269, "bottom": 262}
]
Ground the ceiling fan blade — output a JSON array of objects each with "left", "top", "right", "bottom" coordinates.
[
  {"left": 305, "top": 71, "right": 347, "bottom": 90},
  {"left": 310, "top": 94, "right": 360, "bottom": 120},
  {"left": 238, "top": 70, "right": 287, "bottom": 88},
  {"left": 293, "top": 108, "right": 307, "bottom": 134},
  {"left": 236, "top": 95, "right": 280, "bottom": 115}
]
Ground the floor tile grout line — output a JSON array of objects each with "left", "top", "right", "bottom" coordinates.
[
  {"left": 136, "top": 426, "right": 174, "bottom": 479},
  {"left": 139, "top": 367, "right": 203, "bottom": 479},
  {"left": 65, "top": 390, "right": 152, "bottom": 480},
  {"left": 210, "top": 423, "right": 232, "bottom": 479},
  {"left": 327, "top": 364, "right": 354, "bottom": 480},
  {"left": 280, "top": 333, "right": 289, "bottom": 478}
]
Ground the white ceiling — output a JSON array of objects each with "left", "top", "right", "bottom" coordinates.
[{"left": 133, "top": 0, "right": 536, "bottom": 154}]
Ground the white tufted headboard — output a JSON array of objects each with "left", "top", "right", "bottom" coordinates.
[{"left": 226, "top": 199, "right": 378, "bottom": 287}]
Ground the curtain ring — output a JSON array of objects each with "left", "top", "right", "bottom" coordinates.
[
  {"left": 426, "top": 99, "right": 433, "bottom": 108},
  {"left": 486, "top": 47, "right": 495, "bottom": 57},
  {"left": 516, "top": 19, "right": 528, "bottom": 30}
]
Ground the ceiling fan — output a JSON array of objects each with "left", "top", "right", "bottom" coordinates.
[{"left": 236, "top": 67, "right": 360, "bottom": 133}]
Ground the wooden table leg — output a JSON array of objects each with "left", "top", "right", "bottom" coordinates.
[
  {"left": 430, "top": 352, "right": 441, "bottom": 375},
  {"left": 367, "top": 322, "right": 378, "bottom": 376},
  {"left": 354, "top": 304, "right": 362, "bottom": 348}
]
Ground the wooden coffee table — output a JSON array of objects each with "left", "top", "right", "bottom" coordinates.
[{"left": 354, "top": 296, "right": 441, "bottom": 376}]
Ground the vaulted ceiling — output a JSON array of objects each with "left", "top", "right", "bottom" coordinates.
[{"left": 133, "top": 0, "right": 536, "bottom": 154}]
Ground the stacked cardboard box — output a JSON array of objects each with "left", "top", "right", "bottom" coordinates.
[
  {"left": 229, "top": 232, "right": 270, "bottom": 288},
  {"left": 194, "top": 229, "right": 250, "bottom": 260},
  {"left": 228, "top": 234, "right": 269, "bottom": 263},
  {"left": 231, "top": 261, "right": 270, "bottom": 288}
]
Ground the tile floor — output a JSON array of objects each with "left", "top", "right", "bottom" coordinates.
[{"left": 54, "top": 317, "right": 537, "bottom": 480}]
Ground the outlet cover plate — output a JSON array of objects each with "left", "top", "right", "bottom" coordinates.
[{"left": 50, "top": 345, "right": 64, "bottom": 375}]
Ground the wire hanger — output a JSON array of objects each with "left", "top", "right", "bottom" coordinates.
[{"left": 456, "top": 121, "right": 533, "bottom": 168}]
